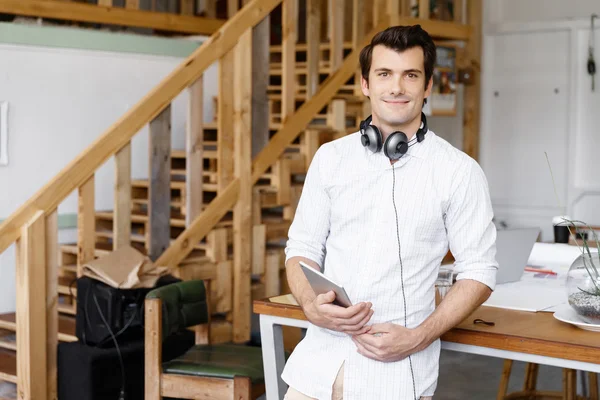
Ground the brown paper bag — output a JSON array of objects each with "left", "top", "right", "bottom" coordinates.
[{"left": 82, "top": 246, "right": 169, "bottom": 289}]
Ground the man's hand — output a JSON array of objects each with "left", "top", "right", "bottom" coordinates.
[
  {"left": 304, "top": 291, "right": 374, "bottom": 335},
  {"left": 351, "top": 323, "right": 426, "bottom": 362}
]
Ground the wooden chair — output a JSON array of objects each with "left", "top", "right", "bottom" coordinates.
[
  {"left": 497, "top": 361, "right": 599, "bottom": 400},
  {"left": 144, "top": 280, "right": 266, "bottom": 399}
]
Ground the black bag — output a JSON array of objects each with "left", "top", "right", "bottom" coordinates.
[{"left": 75, "top": 275, "right": 180, "bottom": 347}]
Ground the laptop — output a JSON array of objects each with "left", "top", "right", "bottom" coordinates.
[{"left": 495, "top": 227, "right": 541, "bottom": 284}]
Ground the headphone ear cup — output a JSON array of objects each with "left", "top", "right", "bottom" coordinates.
[
  {"left": 383, "top": 131, "right": 409, "bottom": 160},
  {"left": 362, "top": 125, "right": 383, "bottom": 153}
]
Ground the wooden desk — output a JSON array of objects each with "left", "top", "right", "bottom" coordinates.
[{"left": 253, "top": 295, "right": 600, "bottom": 400}]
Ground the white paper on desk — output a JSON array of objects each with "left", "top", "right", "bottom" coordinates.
[
  {"left": 483, "top": 271, "right": 567, "bottom": 312},
  {"left": 527, "top": 242, "right": 589, "bottom": 272}
]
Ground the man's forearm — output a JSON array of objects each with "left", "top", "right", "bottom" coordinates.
[
  {"left": 414, "top": 279, "right": 492, "bottom": 351},
  {"left": 285, "top": 256, "right": 320, "bottom": 309}
]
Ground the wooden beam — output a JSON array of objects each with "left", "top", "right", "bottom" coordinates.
[
  {"left": 401, "top": 0, "right": 411, "bottom": 16},
  {"left": 0, "top": 0, "right": 282, "bottom": 256},
  {"left": 387, "top": 0, "right": 400, "bottom": 25},
  {"left": 0, "top": 0, "right": 225, "bottom": 35},
  {"left": 217, "top": 0, "right": 239, "bottom": 193},
  {"left": 373, "top": 0, "right": 386, "bottom": 24},
  {"left": 125, "top": 0, "right": 140, "bottom": 9},
  {"left": 114, "top": 143, "right": 131, "bottom": 250},
  {"left": 232, "top": 27, "right": 253, "bottom": 343},
  {"left": 329, "top": 0, "right": 343, "bottom": 70},
  {"left": 77, "top": 176, "right": 95, "bottom": 277},
  {"left": 281, "top": 0, "right": 297, "bottom": 121},
  {"left": 352, "top": 0, "right": 364, "bottom": 97},
  {"left": 454, "top": 0, "right": 464, "bottom": 23},
  {"left": 331, "top": 99, "right": 346, "bottom": 139},
  {"left": 419, "top": 0, "right": 429, "bottom": 19},
  {"left": 218, "top": 58, "right": 235, "bottom": 192},
  {"left": 149, "top": 106, "right": 172, "bottom": 261},
  {"left": 144, "top": 299, "right": 162, "bottom": 399},
  {"left": 186, "top": 78, "right": 204, "bottom": 226},
  {"left": 209, "top": 229, "right": 231, "bottom": 313},
  {"left": 252, "top": 16, "right": 271, "bottom": 157},
  {"left": 306, "top": 0, "right": 321, "bottom": 99},
  {"left": 204, "top": 0, "right": 217, "bottom": 17},
  {"left": 16, "top": 211, "right": 48, "bottom": 400},
  {"left": 463, "top": 0, "right": 481, "bottom": 160},
  {"left": 180, "top": 0, "right": 194, "bottom": 15},
  {"left": 156, "top": 19, "right": 390, "bottom": 269},
  {"left": 46, "top": 210, "right": 58, "bottom": 400}
]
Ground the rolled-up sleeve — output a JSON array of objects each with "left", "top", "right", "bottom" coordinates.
[
  {"left": 284, "top": 146, "right": 331, "bottom": 269},
  {"left": 445, "top": 159, "right": 498, "bottom": 290}
]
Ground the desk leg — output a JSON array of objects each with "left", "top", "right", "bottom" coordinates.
[{"left": 260, "top": 315, "right": 287, "bottom": 400}]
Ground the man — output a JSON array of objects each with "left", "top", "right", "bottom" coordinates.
[{"left": 281, "top": 25, "right": 498, "bottom": 400}]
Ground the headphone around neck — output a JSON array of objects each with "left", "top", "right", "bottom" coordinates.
[{"left": 359, "top": 112, "right": 428, "bottom": 160}]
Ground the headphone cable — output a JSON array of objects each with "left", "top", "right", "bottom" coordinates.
[
  {"left": 93, "top": 291, "right": 127, "bottom": 400},
  {"left": 392, "top": 165, "right": 417, "bottom": 400}
]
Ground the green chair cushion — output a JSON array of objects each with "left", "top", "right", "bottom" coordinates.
[{"left": 162, "top": 343, "right": 264, "bottom": 383}]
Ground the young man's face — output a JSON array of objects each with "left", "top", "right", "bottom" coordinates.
[{"left": 361, "top": 45, "right": 432, "bottom": 132}]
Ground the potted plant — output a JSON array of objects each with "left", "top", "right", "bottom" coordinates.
[
  {"left": 561, "top": 219, "right": 600, "bottom": 324},
  {"left": 546, "top": 153, "right": 600, "bottom": 324}
]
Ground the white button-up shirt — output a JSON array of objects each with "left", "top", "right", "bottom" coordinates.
[{"left": 282, "top": 130, "right": 498, "bottom": 400}]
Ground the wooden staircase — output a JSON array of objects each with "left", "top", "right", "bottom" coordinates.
[{"left": 0, "top": 0, "right": 480, "bottom": 398}]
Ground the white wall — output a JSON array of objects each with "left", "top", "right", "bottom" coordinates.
[
  {"left": 481, "top": 0, "right": 600, "bottom": 240},
  {"left": 0, "top": 38, "right": 218, "bottom": 313},
  {"left": 485, "top": 0, "right": 600, "bottom": 26}
]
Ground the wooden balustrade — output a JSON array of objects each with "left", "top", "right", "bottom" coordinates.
[{"left": 0, "top": 0, "right": 226, "bottom": 35}]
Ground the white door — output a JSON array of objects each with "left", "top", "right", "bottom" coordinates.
[{"left": 481, "top": 29, "right": 570, "bottom": 240}]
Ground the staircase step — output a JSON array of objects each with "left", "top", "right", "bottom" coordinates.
[
  {"left": 58, "top": 276, "right": 77, "bottom": 296},
  {"left": 0, "top": 313, "right": 77, "bottom": 343},
  {"left": 95, "top": 229, "right": 210, "bottom": 252},
  {"left": 0, "top": 350, "right": 16, "bottom": 384},
  {"left": 269, "top": 64, "right": 334, "bottom": 75},
  {"left": 59, "top": 244, "right": 111, "bottom": 258},
  {"left": 269, "top": 41, "right": 353, "bottom": 52},
  {"left": 96, "top": 210, "right": 185, "bottom": 228},
  {"left": 132, "top": 178, "right": 217, "bottom": 193},
  {"left": 0, "top": 331, "right": 15, "bottom": 352}
]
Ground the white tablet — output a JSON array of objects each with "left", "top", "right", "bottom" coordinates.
[{"left": 299, "top": 261, "right": 353, "bottom": 307}]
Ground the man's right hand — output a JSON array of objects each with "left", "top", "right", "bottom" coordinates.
[{"left": 304, "top": 291, "right": 374, "bottom": 335}]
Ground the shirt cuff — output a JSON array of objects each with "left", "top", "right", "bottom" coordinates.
[
  {"left": 454, "top": 266, "right": 497, "bottom": 291},
  {"left": 284, "top": 248, "right": 324, "bottom": 269}
]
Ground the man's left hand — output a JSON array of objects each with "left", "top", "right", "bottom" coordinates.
[{"left": 351, "top": 323, "right": 427, "bottom": 362}]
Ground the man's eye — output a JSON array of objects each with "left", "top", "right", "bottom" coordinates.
[{"left": 379, "top": 72, "right": 388, "bottom": 77}]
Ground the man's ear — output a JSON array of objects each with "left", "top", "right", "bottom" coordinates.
[
  {"left": 424, "top": 77, "right": 433, "bottom": 98},
  {"left": 361, "top": 76, "right": 370, "bottom": 97}
]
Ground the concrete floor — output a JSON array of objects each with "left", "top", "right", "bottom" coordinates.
[
  {"left": 437, "top": 349, "right": 596, "bottom": 399},
  {"left": 1, "top": 348, "right": 594, "bottom": 399}
]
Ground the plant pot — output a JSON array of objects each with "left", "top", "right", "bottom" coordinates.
[{"left": 566, "top": 253, "right": 600, "bottom": 324}]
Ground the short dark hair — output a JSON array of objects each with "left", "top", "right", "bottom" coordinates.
[{"left": 359, "top": 25, "right": 436, "bottom": 90}]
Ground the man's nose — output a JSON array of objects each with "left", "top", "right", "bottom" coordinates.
[{"left": 390, "top": 76, "right": 405, "bottom": 95}]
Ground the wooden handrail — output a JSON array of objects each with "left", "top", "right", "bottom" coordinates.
[
  {"left": 0, "top": 0, "right": 282, "bottom": 256},
  {"left": 0, "top": 0, "right": 226, "bottom": 36},
  {"left": 156, "top": 17, "right": 392, "bottom": 268}
]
